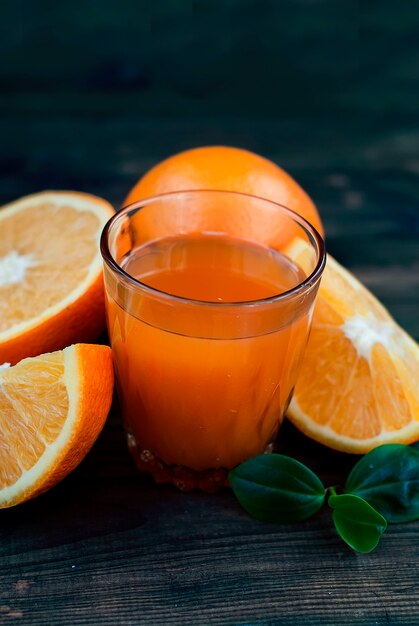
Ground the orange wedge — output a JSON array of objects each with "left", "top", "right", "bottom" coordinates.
[
  {"left": 0, "top": 191, "right": 114, "bottom": 365},
  {"left": 0, "top": 344, "right": 114, "bottom": 508},
  {"left": 285, "top": 239, "right": 419, "bottom": 453}
]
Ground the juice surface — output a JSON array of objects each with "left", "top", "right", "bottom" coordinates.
[
  {"left": 122, "top": 233, "right": 304, "bottom": 302},
  {"left": 106, "top": 233, "right": 311, "bottom": 472}
]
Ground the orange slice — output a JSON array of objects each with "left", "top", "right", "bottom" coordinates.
[
  {"left": 0, "top": 344, "right": 114, "bottom": 508},
  {"left": 285, "top": 239, "right": 419, "bottom": 453},
  {"left": 0, "top": 191, "right": 114, "bottom": 364}
]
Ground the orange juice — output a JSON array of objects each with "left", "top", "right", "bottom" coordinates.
[
  {"left": 101, "top": 190, "right": 325, "bottom": 491},
  {"left": 106, "top": 233, "right": 311, "bottom": 484}
]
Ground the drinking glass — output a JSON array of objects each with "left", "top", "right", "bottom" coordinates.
[{"left": 101, "top": 190, "right": 325, "bottom": 491}]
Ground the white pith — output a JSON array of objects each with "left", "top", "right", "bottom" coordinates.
[
  {"left": 342, "top": 312, "right": 397, "bottom": 363},
  {"left": 0, "top": 251, "right": 37, "bottom": 287}
]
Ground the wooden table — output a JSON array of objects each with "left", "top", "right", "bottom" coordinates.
[{"left": 1, "top": 2, "right": 418, "bottom": 624}]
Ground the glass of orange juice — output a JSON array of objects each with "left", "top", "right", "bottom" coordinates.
[{"left": 101, "top": 190, "right": 325, "bottom": 492}]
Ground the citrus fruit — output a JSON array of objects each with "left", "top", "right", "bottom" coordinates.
[
  {"left": 285, "top": 240, "right": 419, "bottom": 453},
  {"left": 124, "top": 146, "right": 324, "bottom": 238},
  {"left": 0, "top": 343, "right": 114, "bottom": 508},
  {"left": 0, "top": 191, "right": 114, "bottom": 364}
]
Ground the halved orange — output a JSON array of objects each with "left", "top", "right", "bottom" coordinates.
[
  {"left": 0, "top": 344, "right": 114, "bottom": 508},
  {"left": 285, "top": 240, "right": 419, "bottom": 453},
  {"left": 0, "top": 191, "right": 114, "bottom": 365}
]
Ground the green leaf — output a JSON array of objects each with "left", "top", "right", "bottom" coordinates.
[
  {"left": 229, "top": 454, "right": 326, "bottom": 523},
  {"left": 345, "top": 444, "right": 419, "bottom": 523},
  {"left": 329, "top": 493, "right": 387, "bottom": 553}
]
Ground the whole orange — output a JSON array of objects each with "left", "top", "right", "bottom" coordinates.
[{"left": 124, "top": 146, "right": 324, "bottom": 237}]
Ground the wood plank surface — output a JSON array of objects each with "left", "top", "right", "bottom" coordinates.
[{"left": 0, "top": 1, "right": 418, "bottom": 624}]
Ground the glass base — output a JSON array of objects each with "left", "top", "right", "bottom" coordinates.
[{"left": 126, "top": 432, "right": 230, "bottom": 493}]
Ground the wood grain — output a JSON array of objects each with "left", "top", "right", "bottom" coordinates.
[
  {"left": 1, "top": 419, "right": 417, "bottom": 626},
  {"left": 0, "top": 1, "right": 418, "bottom": 624}
]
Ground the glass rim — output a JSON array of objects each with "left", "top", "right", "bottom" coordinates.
[{"left": 100, "top": 189, "right": 326, "bottom": 308}]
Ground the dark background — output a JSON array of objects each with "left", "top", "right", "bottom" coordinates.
[
  {"left": 1, "top": 2, "right": 419, "bottom": 625},
  {"left": 1, "top": 1, "right": 418, "bottom": 338}
]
